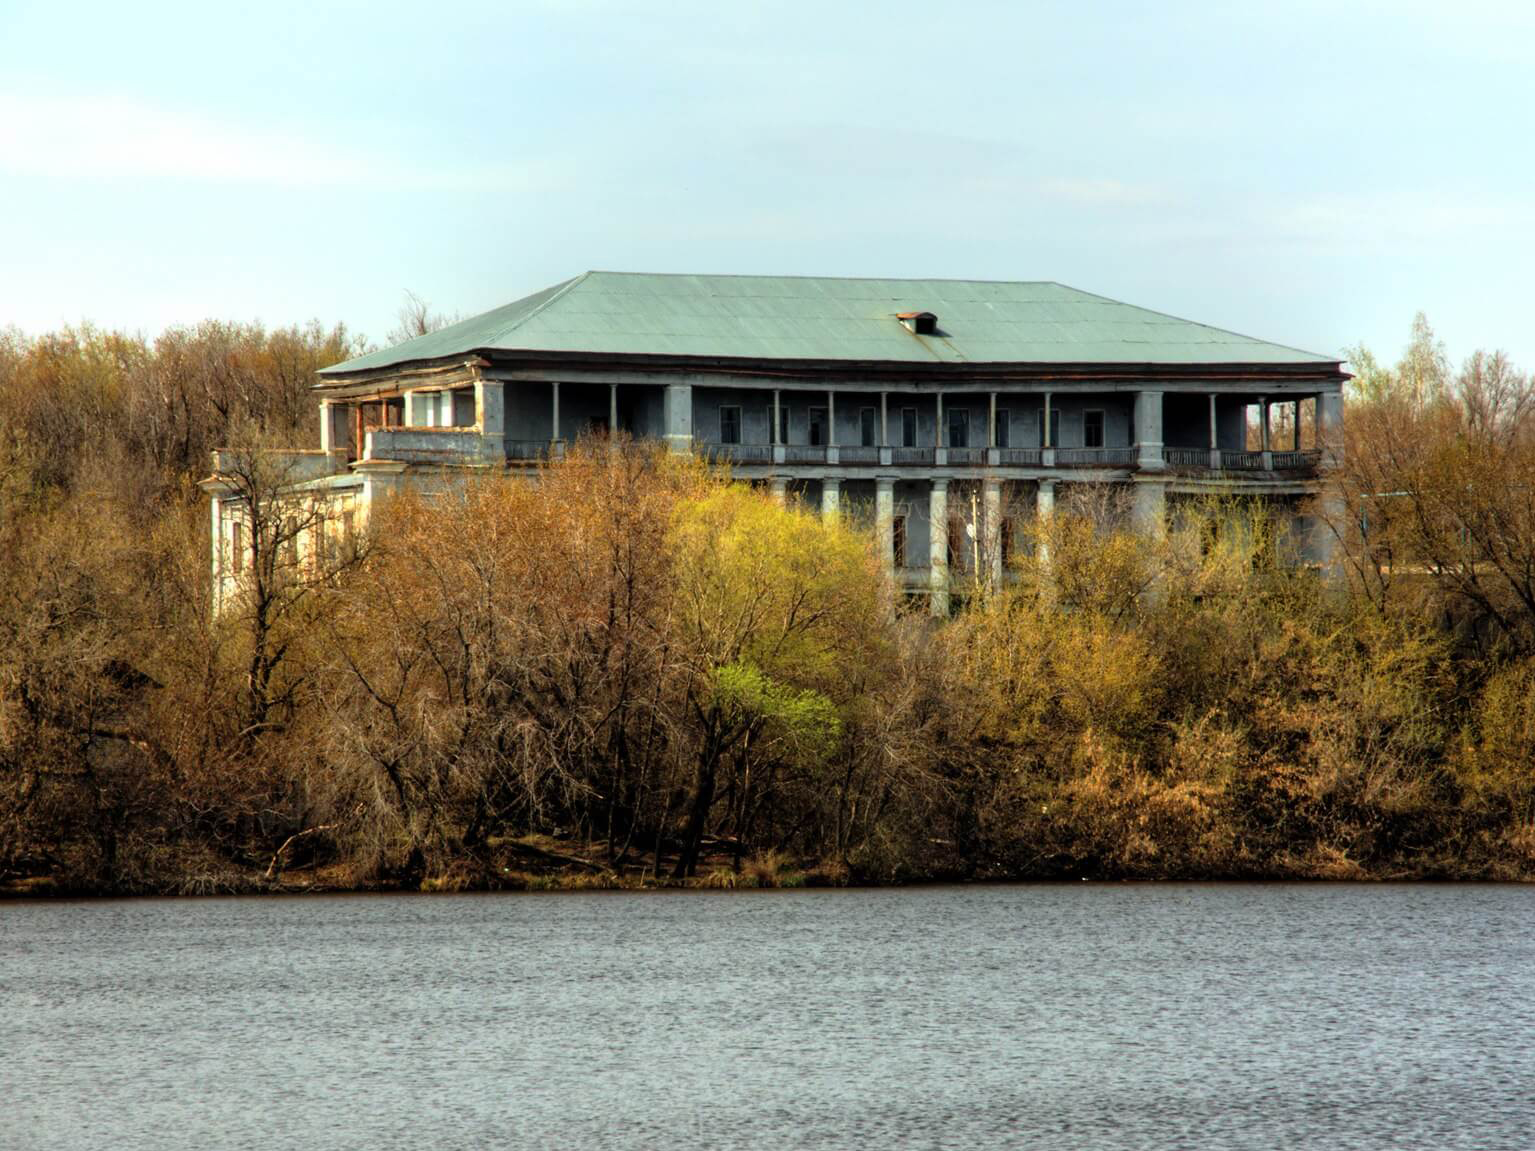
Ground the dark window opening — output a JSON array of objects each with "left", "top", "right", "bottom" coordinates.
[
  {"left": 893, "top": 515, "right": 907, "bottom": 569},
  {"left": 860, "top": 407, "right": 877, "bottom": 447},
  {"left": 808, "top": 406, "right": 827, "bottom": 447},
  {"left": 719, "top": 406, "right": 742, "bottom": 444},
  {"left": 1000, "top": 518, "right": 1014, "bottom": 567},
  {"left": 995, "top": 409, "right": 1011, "bottom": 448},
  {"left": 1084, "top": 409, "right": 1105, "bottom": 449},
  {"left": 948, "top": 408, "right": 970, "bottom": 449},
  {"left": 902, "top": 408, "right": 918, "bottom": 448}
]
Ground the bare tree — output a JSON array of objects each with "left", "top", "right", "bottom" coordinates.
[{"left": 386, "top": 291, "right": 459, "bottom": 346}]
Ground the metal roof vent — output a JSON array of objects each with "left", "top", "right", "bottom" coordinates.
[{"left": 897, "top": 311, "right": 938, "bottom": 335}]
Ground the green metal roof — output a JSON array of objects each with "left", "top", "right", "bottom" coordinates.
[{"left": 322, "top": 271, "right": 1337, "bottom": 376}]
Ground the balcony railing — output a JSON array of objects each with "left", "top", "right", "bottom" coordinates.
[
  {"left": 506, "top": 439, "right": 554, "bottom": 461},
  {"left": 1270, "top": 450, "right": 1322, "bottom": 471},
  {"left": 1164, "top": 447, "right": 1209, "bottom": 469},
  {"left": 997, "top": 447, "right": 1043, "bottom": 466},
  {"left": 1054, "top": 447, "right": 1137, "bottom": 467},
  {"left": 1222, "top": 450, "right": 1265, "bottom": 470},
  {"left": 1164, "top": 447, "right": 1322, "bottom": 474},
  {"left": 946, "top": 447, "right": 986, "bottom": 465},
  {"left": 837, "top": 445, "right": 880, "bottom": 464},
  {"left": 367, "top": 428, "right": 486, "bottom": 463},
  {"left": 702, "top": 442, "right": 774, "bottom": 464},
  {"left": 892, "top": 447, "right": 935, "bottom": 465},
  {"left": 783, "top": 445, "right": 826, "bottom": 464}
]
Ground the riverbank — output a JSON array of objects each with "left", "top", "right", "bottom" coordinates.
[{"left": 8, "top": 829, "right": 1531, "bottom": 900}]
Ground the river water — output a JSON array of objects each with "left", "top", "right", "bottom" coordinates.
[{"left": 3, "top": 884, "right": 1531, "bottom": 1149}]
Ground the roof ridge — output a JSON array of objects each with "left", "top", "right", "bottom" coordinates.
[
  {"left": 583, "top": 269, "right": 1063, "bottom": 287},
  {"left": 484, "top": 271, "right": 589, "bottom": 344}
]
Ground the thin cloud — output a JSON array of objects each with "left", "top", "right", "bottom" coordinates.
[
  {"left": 0, "top": 91, "right": 556, "bottom": 192},
  {"left": 1038, "top": 178, "right": 1164, "bottom": 207}
]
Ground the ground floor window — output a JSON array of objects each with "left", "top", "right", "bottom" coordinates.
[{"left": 893, "top": 515, "right": 907, "bottom": 568}]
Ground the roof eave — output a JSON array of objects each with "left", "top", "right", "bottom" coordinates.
[{"left": 315, "top": 346, "right": 1346, "bottom": 390}]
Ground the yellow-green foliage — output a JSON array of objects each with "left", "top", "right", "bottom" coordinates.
[
  {"left": 935, "top": 497, "right": 1511, "bottom": 880},
  {"left": 1458, "top": 658, "right": 1535, "bottom": 824}
]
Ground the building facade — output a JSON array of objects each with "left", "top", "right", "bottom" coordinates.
[{"left": 204, "top": 272, "right": 1346, "bottom": 614}]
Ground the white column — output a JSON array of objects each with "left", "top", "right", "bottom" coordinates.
[
  {"left": 929, "top": 479, "right": 949, "bottom": 617},
  {"left": 772, "top": 389, "right": 781, "bottom": 445},
  {"left": 1318, "top": 390, "right": 1344, "bottom": 467},
  {"left": 827, "top": 389, "right": 836, "bottom": 447},
  {"left": 1036, "top": 478, "right": 1056, "bottom": 566},
  {"left": 875, "top": 477, "right": 895, "bottom": 582},
  {"left": 983, "top": 478, "right": 1003, "bottom": 590},
  {"left": 609, "top": 383, "right": 618, "bottom": 436},
  {"left": 880, "top": 392, "right": 889, "bottom": 446},
  {"left": 475, "top": 379, "right": 505, "bottom": 461},
  {"left": 319, "top": 401, "right": 352, "bottom": 464},
  {"left": 935, "top": 391, "right": 944, "bottom": 447},
  {"left": 821, "top": 478, "right": 840, "bottom": 521},
  {"left": 769, "top": 476, "right": 788, "bottom": 505},
  {"left": 1036, "top": 479, "right": 1055, "bottom": 518},
  {"left": 1134, "top": 390, "right": 1164, "bottom": 471},
  {"left": 988, "top": 392, "right": 998, "bottom": 448},
  {"left": 663, "top": 384, "right": 693, "bottom": 454},
  {"left": 1259, "top": 398, "right": 1271, "bottom": 452},
  {"left": 1043, "top": 392, "right": 1053, "bottom": 447},
  {"left": 551, "top": 381, "right": 561, "bottom": 446},
  {"left": 1132, "top": 479, "right": 1167, "bottom": 540},
  {"left": 208, "top": 490, "right": 224, "bottom": 618},
  {"left": 1208, "top": 393, "right": 1220, "bottom": 468}
]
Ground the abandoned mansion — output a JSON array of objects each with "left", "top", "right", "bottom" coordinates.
[{"left": 204, "top": 272, "right": 1346, "bottom": 613}]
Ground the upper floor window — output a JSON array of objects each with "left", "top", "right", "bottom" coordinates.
[
  {"left": 719, "top": 405, "right": 742, "bottom": 444},
  {"left": 1084, "top": 409, "right": 1105, "bottom": 449},
  {"left": 995, "top": 409, "right": 1011, "bottom": 448},
  {"left": 808, "top": 406, "right": 827, "bottom": 447},
  {"left": 231, "top": 521, "right": 244, "bottom": 574},
  {"left": 948, "top": 408, "right": 970, "bottom": 449},
  {"left": 902, "top": 408, "right": 918, "bottom": 448},
  {"left": 860, "top": 407, "right": 877, "bottom": 447}
]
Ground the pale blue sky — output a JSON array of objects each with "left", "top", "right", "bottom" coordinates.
[{"left": 2, "top": 0, "right": 1532, "bottom": 366}]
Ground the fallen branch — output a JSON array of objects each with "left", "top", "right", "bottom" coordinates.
[
  {"left": 265, "top": 823, "right": 340, "bottom": 880},
  {"left": 501, "top": 839, "right": 610, "bottom": 873}
]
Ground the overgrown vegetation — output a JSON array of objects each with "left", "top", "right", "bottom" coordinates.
[{"left": 2, "top": 315, "right": 1532, "bottom": 894}]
